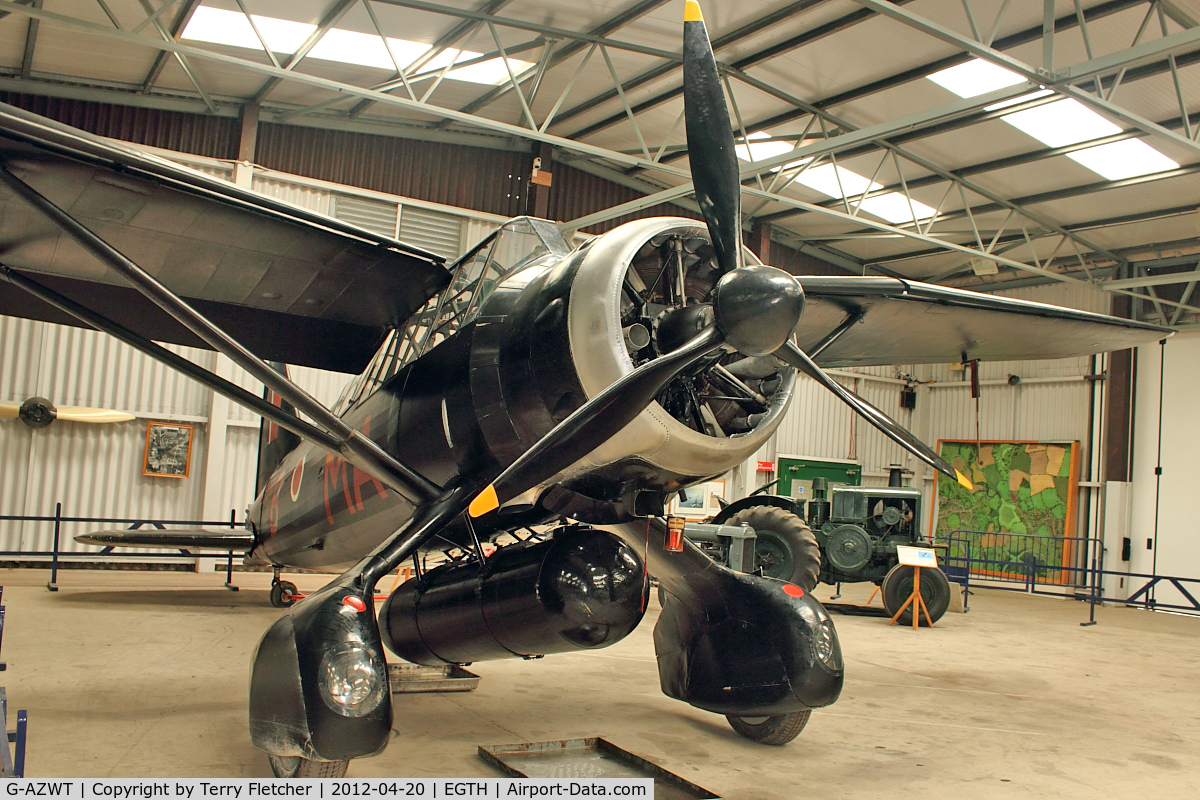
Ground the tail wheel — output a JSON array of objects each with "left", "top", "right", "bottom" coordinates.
[
  {"left": 268, "top": 754, "right": 350, "bottom": 778},
  {"left": 726, "top": 710, "right": 811, "bottom": 745},
  {"left": 724, "top": 506, "right": 819, "bottom": 590},
  {"left": 270, "top": 580, "right": 298, "bottom": 608},
  {"left": 881, "top": 564, "right": 951, "bottom": 626}
]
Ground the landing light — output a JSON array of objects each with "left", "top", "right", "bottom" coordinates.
[{"left": 319, "top": 643, "right": 385, "bottom": 717}]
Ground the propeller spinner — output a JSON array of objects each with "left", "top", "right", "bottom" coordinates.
[{"left": 467, "top": 1, "right": 970, "bottom": 518}]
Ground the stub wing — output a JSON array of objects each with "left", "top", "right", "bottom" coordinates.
[
  {"left": 75, "top": 529, "right": 257, "bottom": 550},
  {"left": 795, "top": 277, "right": 1172, "bottom": 367}
]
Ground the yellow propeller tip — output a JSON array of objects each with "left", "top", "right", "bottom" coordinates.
[
  {"left": 684, "top": 1, "right": 703, "bottom": 22},
  {"left": 955, "top": 469, "right": 974, "bottom": 491},
  {"left": 468, "top": 484, "right": 499, "bottom": 518}
]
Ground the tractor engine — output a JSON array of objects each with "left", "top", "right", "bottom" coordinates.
[
  {"left": 808, "top": 481, "right": 924, "bottom": 584},
  {"left": 380, "top": 526, "right": 646, "bottom": 664}
]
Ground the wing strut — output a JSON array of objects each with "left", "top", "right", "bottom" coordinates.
[
  {"left": 0, "top": 266, "right": 338, "bottom": 450},
  {"left": 0, "top": 165, "right": 439, "bottom": 505}
]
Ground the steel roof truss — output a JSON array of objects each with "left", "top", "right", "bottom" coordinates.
[{"left": 131, "top": 0, "right": 216, "bottom": 113}]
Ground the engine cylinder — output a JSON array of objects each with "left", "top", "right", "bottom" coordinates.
[{"left": 380, "top": 527, "right": 646, "bottom": 665}]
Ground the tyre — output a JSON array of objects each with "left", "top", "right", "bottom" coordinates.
[
  {"left": 268, "top": 754, "right": 350, "bottom": 777},
  {"left": 270, "top": 580, "right": 298, "bottom": 608},
  {"left": 725, "top": 710, "right": 811, "bottom": 745},
  {"left": 725, "top": 506, "right": 819, "bottom": 590},
  {"left": 881, "top": 564, "right": 951, "bottom": 626}
]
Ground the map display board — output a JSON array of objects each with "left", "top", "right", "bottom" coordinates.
[{"left": 934, "top": 440, "right": 1080, "bottom": 583}]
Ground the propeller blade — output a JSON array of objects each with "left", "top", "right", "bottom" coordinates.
[
  {"left": 775, "top": 340, "right": 973, "bottom": 490},
  {"left": 0, "top": 403, "right": 18, "bottom": 419},
  {"left": 469, "top": 325, "right": 726, "bottom": 517},
  {"left": 56, "top": 408, "right": 136, "bottom": 423},
  {"left": 683, "top": 1, "right": 742, "bottom": 274}
]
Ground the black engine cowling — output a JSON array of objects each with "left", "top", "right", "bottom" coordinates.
[{"left": 380, "top": 526, "right": 646, "bottom": 665}]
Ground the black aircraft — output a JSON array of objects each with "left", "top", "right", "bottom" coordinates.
[{"left": 0, "top": 1, "right": 1170, "bottom": 778}]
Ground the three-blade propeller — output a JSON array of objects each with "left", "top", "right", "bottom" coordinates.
[{"left": 468, "top": 1, "right": 969, "bottom": 519}]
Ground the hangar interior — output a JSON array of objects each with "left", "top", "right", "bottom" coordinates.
[{"left": 0, "top": 0, "right": 1196, "bottom": 792}]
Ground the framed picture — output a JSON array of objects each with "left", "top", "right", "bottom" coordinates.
[
  {"left": 670, "top": 478, "right": 726, "bottom": 518},
  {"left": 143, "top": 422, "right": 194, "bottom": 478}
]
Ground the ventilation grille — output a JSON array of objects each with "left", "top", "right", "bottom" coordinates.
[
  {"left": 400, "top": 206, "right": 464, "bottom": 260},
  {"left": 331, "top": 194, "right": 399, "bottom": 238}
]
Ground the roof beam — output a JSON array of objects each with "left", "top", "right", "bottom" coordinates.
[
  {"left": 633, "top": 0, "right": 1142, "bottom": 166},
  {"left": 140, "top": 0, "right": 201, "bottom": 94},
  {"left": 1101, "top": 268, "right": 1200, "bottom": 290},
  {"left": 345, "top": 0, "right": 515, "bottom": 119},
  {"left": 567, "top": 0, "right": 906, "bottom": 141},
  {"left": 1059, "top": 19, "right": 1200, "bottom": 82},
  {"left": 449, "top": 0, "right": 672, "bottom": 117},
  {"left": 20, "top": 0, "right": 40, "bottom": 79},
  {"left": 549, "top": 0, "right": 829, "bottom": 130},
  {"left": 852, "top": 0, "right": 1200, "bottom": 162},
  {"left": 135, "top": 0, "right": 215, "bottom": 113},
  {"left": 249, "top": 0, "right": 357, "bottom": 104}
]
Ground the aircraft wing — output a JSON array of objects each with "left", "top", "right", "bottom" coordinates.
[
  {"left": 0, "top": 102, "right": 451, "bottom": 373},
  {"left": 75, "top": 528, "right": 256, "bottom": 550},
  {"left": 794, "top": 276, "right": 1172, "bottom": 367}
]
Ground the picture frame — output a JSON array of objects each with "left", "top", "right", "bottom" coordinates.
[
  {"left": 670, "top": 478, "right": 726, "bottom": 518},
  {"left": 143, "top": 422, "right": 194, "bottom": 479}
]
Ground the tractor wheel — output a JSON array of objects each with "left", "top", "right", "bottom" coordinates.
[
  {"left": 725, "top": 710, "right": 811, "bottom": 745},
  {"left": 268, "top": 755, "right": 350, "bottom": 777},
  {"left": 725, "top": 506, "right": 819, "bottom": 590},
  {"left": 881, "top": 564, "right": 951, "bottom": 626}
]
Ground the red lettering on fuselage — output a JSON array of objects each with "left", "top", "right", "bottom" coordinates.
[
  {"left": 322, "top": 416, "right": 388, "bottom": 524},
  {"left": 267, "top": 391, "right": 283, "bottom": 444},
  {"left": 352, "top": 418, "right": 388, "bottom": 510},
  {"left": 267, "top": 472, "right": 285, "bottom": 536}
]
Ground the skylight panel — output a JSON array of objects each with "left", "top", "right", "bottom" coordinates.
[
  {"left": 1067, "top": 139, "right": 1179, "bottom": 180},
  {"left": 183, "top": 7, "right": 313, "bottom": 53},
  {"left": 927, "top": 59, "right": 1180, "bottom": 184},
  {"left": 796, "top": 164, "right": 879, "bottom": 198},
  {"left": 310, "top": 29, "right": 408, "bottom": 71},
  {"left": 859, "top": 193, "right": 937, "bottom": 224},
  {"left": 789, "top": 164, "right": 935, "bottom": 224},
  {"left": 181, "top": 5, "right": 531, "bottom": 85},
  {"left": 927, "top": 60, "right": 1026, "bottom": 98},
  {"left": 736, "top": 131, "right": 797, "bottom": 163},
  {"left": 446, "top": 57, "right": 534, "bottom": 86},
  {"left": 1001, "top": 99, "right": 1121, "bottom": 147}
]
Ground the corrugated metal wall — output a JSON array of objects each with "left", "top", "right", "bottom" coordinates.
[
  {"left": 0, "top": 93, "right": 239, "bottom": 159},
  {"left": 546, "top": 162, "right": 701, "bottom": 234},
  {"left": 0, "top": 316, "right": 213, "bottom": 554},
  {"left": 255, "top": 123, "right": 528, "bottom": 217}
]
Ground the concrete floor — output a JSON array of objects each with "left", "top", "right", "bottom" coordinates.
[{"left": 0, "top": 568, "right": 1196, "bottom": 797}]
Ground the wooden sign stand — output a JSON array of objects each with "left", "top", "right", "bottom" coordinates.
[
  {"left": 889, "top": 546, "right": 938, "bottom": 629},
  {"left": 888, "top": 565, "right": 935, "bottom": 629}
]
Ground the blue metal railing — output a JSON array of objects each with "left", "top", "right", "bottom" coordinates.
[
  {"left": 0, "top": 502, "right": 248, "bottom": 591},
  {"left": 941, "top": 528, "right": 1200, "bottom": 623}
]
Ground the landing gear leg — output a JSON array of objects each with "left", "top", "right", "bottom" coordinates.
[{"left": 269, "top": 569, "right": 297, "bottom": 608}]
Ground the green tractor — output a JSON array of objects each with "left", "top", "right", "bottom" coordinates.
[{"left": 696, "top": 470, "right": 952, "bottom": 625}]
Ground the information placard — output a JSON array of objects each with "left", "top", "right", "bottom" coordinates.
[{"left": 895, "top": 545, "right": 937, "bottom": 568}]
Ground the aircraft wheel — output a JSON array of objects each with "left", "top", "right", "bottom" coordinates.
[
  {"left": 270, "top": 580, "right": 298, "bottom": 608},
  {"left": 268, "top": 754, "right": 350, "bottom": 778},
  {"left": 725, "top": 506, "right": 819, "bottom": 590},
  {"left": 881, "top": 564, "right": 951, "bottom": 626},
  {"left": 725, "top": 710, "right": 811, "bottom": 745}
]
